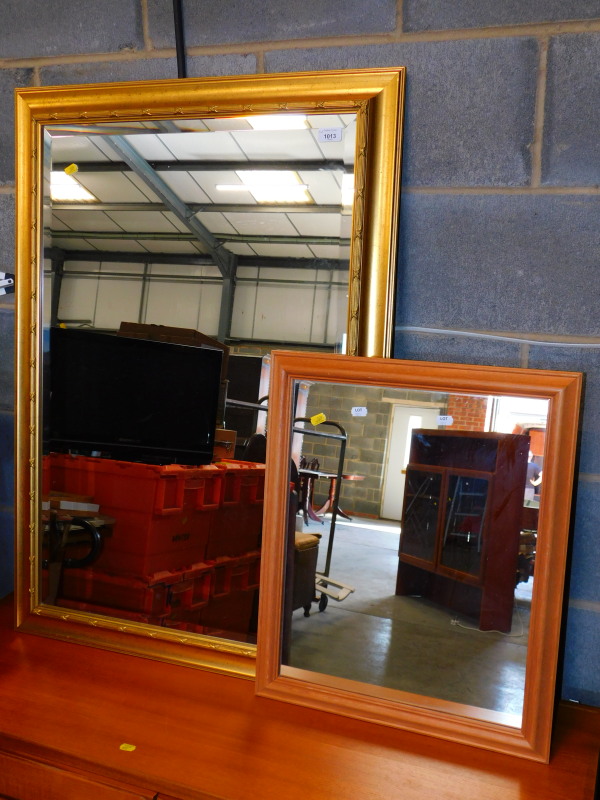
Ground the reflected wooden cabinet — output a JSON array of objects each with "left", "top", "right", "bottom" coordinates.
[{"left": 396, "top": 430, "right": 529, "bottom": 632}]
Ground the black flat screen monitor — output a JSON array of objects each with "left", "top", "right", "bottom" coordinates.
[{"left": 47, "top": 327, "right": 222, "bottom": 466}]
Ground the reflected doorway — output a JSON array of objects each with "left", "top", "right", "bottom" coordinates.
[{"left": 381, "top": 404, "right": 441, "bottom": 520}]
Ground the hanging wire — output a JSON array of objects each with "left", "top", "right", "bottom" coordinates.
[{"left": 173, "top": 0, "right": 187, "bottom": 79}]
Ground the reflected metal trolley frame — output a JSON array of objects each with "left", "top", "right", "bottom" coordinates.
[{"left": 256, "top": 351, "right": 582, "bottom": 762}]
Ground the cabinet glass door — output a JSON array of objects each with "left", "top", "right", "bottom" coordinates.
[
  {"left": 400, "top": 469, "right": 442, "bottom": 564},
  {"left": 440, "top": 474, "right": 489, "bottom": 577}
]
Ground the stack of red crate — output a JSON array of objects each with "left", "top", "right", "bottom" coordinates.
[{"left": 42, "top": 454, "right": 265, "bottom": 640}]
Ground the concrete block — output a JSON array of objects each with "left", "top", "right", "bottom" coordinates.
[
  {"left": 0, "top": 510, "right": 14, "bottom": 599},
  {"left": 0, "top": 0, "right": 143, "bottom": 58},
  {"left": 187, "top": 54, "right": 257, "bottom": 77},
  {"left": 344, "top": 447, "right": 361, "bottom": 462},
  {"left": 561, "top": 605, "right": 600, "bottom": 706},
  {"left": 358, "top": 448, "right": 384, "bottom": 464},
  {"left": 395, "top": 193, "right": 600, "bottom": 335},
  {"left": 362, "top": 425, "right": 385, "bottom": 439},
  {"left": 334, "top": 384, "right": 360, "bottom": 399},
  {"left": 543, "top": 34, "right": 600, "bottom": 186},
  {"left": 0, "top": 412, "right": 14, "bottom": 508},
  {"left": 41, "top": 54, "right": 257, "bottom": 88},
  {"left": 266, "top": 38, "right": 538, "bottom": 186},
  {"left": 565, "top": 481, "right": 600, "bottom": 604},
  {"left": 528, "top": 347, "right": 600, "bottom": 474},
  {"left": 0, "top": 71, "right": 33, "bottom": 185},
  {"left": 148, "top": 0, "right": 396, "bottom": 48},
  {"left": 0, "top": 197, "right": 15, "bottom": 274},
  {"left": 41, "top": 59, "right": 181, "bottom": 86},
  {"left": 403, "top": 1, "right": 600, "bottom": 32},
  {"left": 0, "top": 307, "right": 14, "bottom": 411},
  {"left": 394, "top": 331, "right": 522, "bottom": 367}
]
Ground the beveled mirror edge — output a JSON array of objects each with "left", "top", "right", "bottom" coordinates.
[
  {"left": 14, "top": 69, "right": 405, "bottom": 677},
  {"left": 255, "top": 350, "right": 583, "bottom": 761}
]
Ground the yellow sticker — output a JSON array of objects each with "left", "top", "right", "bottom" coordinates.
[
  {"left": 310, "top": 413, "right": 326, "bottom": 426},
  {"left": 64, "top": 162, "right": 78, "bottom": 175},
  {"left": 119, "top": 743, "right": 136, "bottom": 752}
]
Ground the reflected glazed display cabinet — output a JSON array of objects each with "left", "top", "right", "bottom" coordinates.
[{"left": 396, "top": 430, "right": 530, "bottom": 632}]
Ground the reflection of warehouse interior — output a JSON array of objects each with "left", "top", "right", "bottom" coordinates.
[
  {"left": 42, "top": 324, "right": 270, "bottom": 643},
  {"left": 45, "top": 116, "right": 354, "bottom": 351},
  {"left": 41, "top": 115, "right": 358, "bottom": 643},
  {"left": 285, "top": 380, "right": 547, "bottom": 717}
]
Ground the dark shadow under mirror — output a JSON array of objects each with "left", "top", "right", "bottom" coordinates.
[{"left": 256, "top": 352, "right": 582, "bottom": 761}]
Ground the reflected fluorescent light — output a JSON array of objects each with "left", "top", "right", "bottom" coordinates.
[
  {"left": 50, "top": 171, "right": 96, "bottom": 202},
  {"left": 341, "top": 173, "right": 354, "bottom": 207},
  {"left": 216, "top": 170, "right": 312, "bottom": 203},
  {"left": 244, "top": 114, "right": 307, "bottom": 130}
]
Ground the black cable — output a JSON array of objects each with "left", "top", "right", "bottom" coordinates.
[{"left": 173, "top": 0, "right": 187, "bottom": 79}]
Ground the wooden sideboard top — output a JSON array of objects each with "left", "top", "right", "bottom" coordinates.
[{"left": 0, "top": 595, "right": 597, "bottom": 800}]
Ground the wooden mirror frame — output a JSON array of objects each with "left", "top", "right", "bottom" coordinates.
[
  {"left": 256, "top": 351, "right": 582, "bottom": 761},
  {"left": 14, "top": 69, "right": 405, "bottom": 677}
]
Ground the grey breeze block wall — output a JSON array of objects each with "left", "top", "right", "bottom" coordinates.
[
  {"left": 301, "top": 382, "right": 448, "bottom": 517},
  {"left": 1, "top": 0, "right": 599, "bottom": 708}
]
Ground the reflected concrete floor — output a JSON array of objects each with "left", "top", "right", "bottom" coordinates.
[{"left": 288, "top": 516, "right": 531, "bottom": 717}]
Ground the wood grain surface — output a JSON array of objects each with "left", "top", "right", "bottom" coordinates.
[{"left": 0, "top": 595, "right": 597, "bottom": 800}]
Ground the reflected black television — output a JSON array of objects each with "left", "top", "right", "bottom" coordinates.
[{"left": 47, "top": 327, "right": 222, "bottom": 465}]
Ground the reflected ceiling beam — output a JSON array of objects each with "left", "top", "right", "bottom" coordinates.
[
  {"left": 53, "top": 159, "right": 351, "bottom": 174},
  {"left": 102, "top": 137, "right": 236, "bottom": 278},
  {"left": 53, "top": 202, "right": 347, "bottom": 215},
  {"left": 98, "top": 135, "right": 238, "bottom": 341},
  {"left": 49, "top": 230, "right": 350, "bottom": 247},
  {"left": 44, "top": 247, "right": 348, "bottom": 272},
  {"left": 240, "top": 256, "right": 347, "bottom": 270}
]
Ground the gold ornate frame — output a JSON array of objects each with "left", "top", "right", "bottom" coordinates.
[
  {"left": 256, "top": 351, "right": 582, "bottom": 760},
  {"left": 14, "top": 69, "right": 405, "bottom": 676}
]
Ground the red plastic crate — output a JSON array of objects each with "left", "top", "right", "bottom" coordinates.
[
  {"left": 209, "top": 551, "right": 261, "bottom": 597},
  {"left": 169, "top": 562, "right": 214, "bottom": 616},
  {"left": 43, "top": 454, "right": 222, "bottom": 576},
  {"left": 57, "top": 568, "right": 172, "bottom": 615},
  {"left": 207, "top": 461, "right": 265, "bottom": 559},
  {"left": 199, "top": 586, "right": 259, "bottom": 639},
  {"left": 167, "top": 553, "right": 261, "bottom": 634},
  {"left": 52, "top": 561, "right": 213, "bottom": 614},
  {"left": 198, "top": 550, "right": 261, "bottom": 638}
]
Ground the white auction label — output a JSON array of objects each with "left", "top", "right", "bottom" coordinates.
[
  {"left": 437, "top": 415, "right": 454, "bottom": 426},
  {"left": 351, "top": 406, "right": 368, "bottom": 417},
  {"left": 318, "top": 127, "right": 343, "bottom": 142}
]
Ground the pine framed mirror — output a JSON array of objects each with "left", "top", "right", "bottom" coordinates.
[
  {"left": 14, "top": 69, "right": 405, "bottom": 676},
  {"left": 256, "top": 351, "right": 582, "bottom": 760}
]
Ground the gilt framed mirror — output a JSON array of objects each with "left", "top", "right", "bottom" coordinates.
[
  {"left": 256, "top": 351, "right": 582, "bottom": 761},
  {"left": 14, "top": 69, "right": 405, "bottom": 675}
]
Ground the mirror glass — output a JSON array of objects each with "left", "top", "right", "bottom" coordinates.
[
  {"left": 44, "top": 113, "right": 355, "bottom": 351},
  {"left": 15, "top": 71, "right": 405, "bottom": 675},
  {"left": 256, "top": 352, "right": 582, "bottom": 760},
  {"left": 285, "top": 380, "right": 548, "bottom": 721},
  {"left": 39, "top": 113, "right": 354, "bottom": 645}
]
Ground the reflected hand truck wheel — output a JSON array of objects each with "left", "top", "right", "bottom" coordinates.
[{"left": 318, "top": 593, "right": 328, "bottom": 612}]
